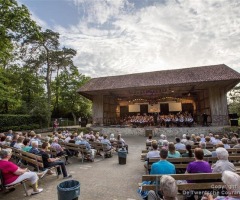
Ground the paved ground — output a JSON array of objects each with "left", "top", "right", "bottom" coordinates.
[{"left": 0, "top": 135, "right": 155, "bottom": 200}]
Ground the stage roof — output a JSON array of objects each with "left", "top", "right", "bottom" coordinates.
[{"left": 77, "top": 64, "right": 240, "bottom": 100}]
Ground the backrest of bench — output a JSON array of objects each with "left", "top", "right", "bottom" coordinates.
[{"left": 141, "top": 173, "right": 229, "bottom": 191}]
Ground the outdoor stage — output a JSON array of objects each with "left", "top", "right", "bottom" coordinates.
[{"left": 91, "top": 125, "right": 229, "bottom": 138}]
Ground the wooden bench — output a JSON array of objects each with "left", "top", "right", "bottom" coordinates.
[
  {"left": 147, "top": 156, "right": 240, "bottom": 172},
  {"left": 89, "top": 142, "right": 104, "bottom": 157},
  {"left": 140, "top": 172, "right": 240, "bottom": 199},
  {"left": 64, "top": 143, "right": 92, "bottom": 162},
  {"left": 141, "top": 148, "right": 240, "bottom": 160},
  {"left": 12, "top": 149, "right": 61, "bottom": 178}
]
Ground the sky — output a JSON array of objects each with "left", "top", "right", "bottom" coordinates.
[{"left": 18, "top": 0, "right": 240, "bottom": 78}]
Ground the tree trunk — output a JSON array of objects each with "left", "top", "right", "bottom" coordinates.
[
  {"left": 71, "top": 112, "right": 77, "bottom": 125},
  {"left": 45, "top": 47, "right": 51, "bottom": 126}
]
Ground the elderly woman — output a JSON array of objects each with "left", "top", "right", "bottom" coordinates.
[
  {"left": 0, "top": 149, "right": 45, "bottom": 195},
  {"left": 211, "top": 147, "right": 236, "bottom": 173},
  {"left": 202, "top": 171, "right": 240, "bottom": 200},
  {"left": 148, "top": 175, "right": 178, "bottom": 200}
]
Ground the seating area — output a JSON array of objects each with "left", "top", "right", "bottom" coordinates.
[
  {"left": 139, "top": 132, "right": 240, "bottom": 199},
  {"left": 1, "top": 130, "right": 240, "bottom": 199}
]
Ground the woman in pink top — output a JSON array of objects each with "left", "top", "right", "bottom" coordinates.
[{"left": 0, "top": 149, "right": 45, "bottom": 195}]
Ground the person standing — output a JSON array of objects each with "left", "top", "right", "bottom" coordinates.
[
  {"left": 53, "top": 119, "right": 59, "bottom": 131},
  {"left": 202, "top": 113, "right": 208, "bottom": 126},
  {"left": 78, "top": 117, "right": 81, "bottom": 126}
]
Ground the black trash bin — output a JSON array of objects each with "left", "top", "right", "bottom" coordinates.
[
  {"left": 57, "top": 180, "right": 80, "bottom": 200},
  {"left": 118, "top": 148, "right": 127, "bottom": 165}
]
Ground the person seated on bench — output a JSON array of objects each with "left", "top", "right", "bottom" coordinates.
[
  {"left": 148, "top": 175, "right": 178, "bottom": 200},
  {"left": 150, "top": 148, "right": 176, "bottom": 175},
  {"left": 158, "top": 134, "right": 168, "bottom": 146},
  {"left": 101, "top": 134, "right": 113, "bottom": 151},
  {"left": 168, "top": 142, "right": 181, "bottom": 158},
  {"left": 51, "top": 138, "right": 70, "bottom": 164},
  {"left": 233, "top": 138, "right": 240, "bottom": 149},
  {"left": 39, "top": 142, "right": 72, "bottom": 179},
  {"left": 211, "top": 142, "right": 224, "bottom": 157},
  {"left": 117, "top": 134, "right": 128, "bottom": 153},
  {"left": 29, "top": 141, "right": 41, "bottom": 155},
  {"left": 211, "top": 147, "right": 236, "bottom": 173},
  {"left": 0, "top": 148, "right": 45, "bottom": 195},
  {"left": 22, "top": 138, "right": 31, "bottom": 152},
  {"left": 221, "top": 138, "right": 231, "bottom": 149},
  {"left": 202, "top": 171, "right": 240, "bottom": 200},
  {"left": 199, "top": 142, "right": 212, "bottom": 157},
  {"left": 185, "top": 135, "right": 194, "bottom": 146},
  {"left": 75, "top": 136, "right": 94, "bottom": 161},
  {"left": 144, "top": 143, "right": 160, "bottom": 174},
  {"left": 146, "top": 135, "right": 153, "bottom": 143},
  {"left": 186, "top": 148, "right": 212, "bottom": 178},
  {"left": 175, "top": 137, "right": 186, "bottom": 150},
  {"left": 182, "top": 144, "right": 194, "bottom": 158}
]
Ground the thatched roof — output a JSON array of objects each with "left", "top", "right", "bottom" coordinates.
[{"left": 78, "top": 64, "right": 240, "bottom": 95}]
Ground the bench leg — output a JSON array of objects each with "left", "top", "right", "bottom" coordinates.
[{"left": 22, "top": 182, "right": 29, "bottom": 196}]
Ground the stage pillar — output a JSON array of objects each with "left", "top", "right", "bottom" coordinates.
[{"left": 209, "top": 87, "right": 229, "bottom": 125}]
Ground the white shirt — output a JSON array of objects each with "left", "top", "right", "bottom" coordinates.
[
  {"left": 175, "top": 143, "right": 186, "bottom": 150},
  {"left": 147, "top": 150, "right": 160, "bottom": 158}
]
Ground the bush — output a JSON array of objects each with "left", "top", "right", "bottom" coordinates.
[{"left": 0, "top": 115, "right": 41, "bottom": 132}]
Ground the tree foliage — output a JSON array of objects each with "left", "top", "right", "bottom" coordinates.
[
  {"left": 0, "top": 1, "right": 92, "bottom": 128},
  {"left": 228, "top": 86, "right": 240, "bottom": 116}
]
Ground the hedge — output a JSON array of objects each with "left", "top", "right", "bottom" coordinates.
[{"left": 0, "top": 115, "right": 41, "bottom": 132}]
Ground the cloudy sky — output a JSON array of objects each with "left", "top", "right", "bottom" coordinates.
[{"left": 18, "top": 0, "right": 240, "bottom": 78}]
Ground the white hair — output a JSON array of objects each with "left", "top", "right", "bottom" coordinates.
[
  {"left": 160, "top": 175, "right": 178, "bottom": 199},
  {"left": 182, "top": 134, "right": 186, "bottom": 139},
  {"left": 200, "top": 134, "right": 204, "bottom": 138},
  {"left": 222, "top": 171, "right": 240, "bottom": 194},
  {"left": 216, "top": 147, "right": 229, "bottom": 160},
  {"left": 110, "top": 133, "right": 114, "bottom": 138},
  {"left": 31, "top": 141, "right": 38, "bottom": 147},
  {"left": 200, "top": 142, "right": 206, "bottom": 149},
  {"left": 162, "top": 140, "right": 169, "bottom": 146}
]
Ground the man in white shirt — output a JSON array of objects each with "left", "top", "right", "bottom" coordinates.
[{"left": 174, "top": 137, "right": 186, "bottom": 150}]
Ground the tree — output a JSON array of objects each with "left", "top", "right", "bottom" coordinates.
[
  {"left": 54, "top": 68, "right": 92, "bottom": 124},
  {"left": 0, "top": 0, "right": 40, "bottom": 68},
  {"left": 228, "top": 86, "right": 240, "bottom": 116},
  {"left": 50, "top": 47, "right": 77, "bottom": 116},
  {"left": 23, "top": 29, "right": 60, "bottom": 125}
]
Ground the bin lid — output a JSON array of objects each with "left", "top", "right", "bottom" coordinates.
[
  {"left": 58, "top": 180, "right": 80, "bottom": 191},
  {"left": 118, "top": 148, "right": 127, "bottom": 153}
]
